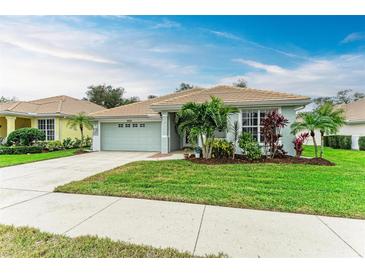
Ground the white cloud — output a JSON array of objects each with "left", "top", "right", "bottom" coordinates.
[
  {"left": 341, "top": 32, "right": 365, "bottom": 43},
  {"left": 152, "top": 18, "right": 181, "bottom": 29},
  {"left": 0, "top": 22, "right": 116, "bottom": 64},
  {"left": 233, "top": 59, "right": 286, "bottom": 74},
  {"left": 208, "top": 29, "right": 311, "bottom": 61},
  {"left": 209, "top": 30, "right": 241, "bottom": 41},
  {"left": 0, "top": 17, "right": 198, "bottom": 100},
  {"left": 219, "top": 55, "right": 365, "bottom": 98}
]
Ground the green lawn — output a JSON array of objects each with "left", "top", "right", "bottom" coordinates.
[
  {"left": 56, "top": 146, "right": 365, "bottom": 219},
  {"left": 0, "top": 224, "right": 221, "bottom": 258},
  {"left": 0, "top": 149, "right": 78, "bottom": 168}
]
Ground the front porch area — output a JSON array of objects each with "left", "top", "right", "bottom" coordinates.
[{"left": 0, "top": 116, "right": 33, "bottom": 140}]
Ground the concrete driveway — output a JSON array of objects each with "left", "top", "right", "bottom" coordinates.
[{"left": 0, "top": 151, "right": 156, "bottom": 192}]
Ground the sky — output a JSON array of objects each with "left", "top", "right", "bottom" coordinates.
[{"left": 0, "top": 15, "right": 364, "bottom": 101}]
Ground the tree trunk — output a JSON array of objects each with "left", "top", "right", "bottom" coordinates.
[
  {"left": 311, "top": 130, "right": 318, "bottom": 158},
  {"left": 320, "top": 130, "right": 324, "bottom": 158},
  {"left": 80, "top": 124, "right": 84, "bottom": 150},
  {"left": 200, "top": 134, "right": 206, "bottom": 159}
]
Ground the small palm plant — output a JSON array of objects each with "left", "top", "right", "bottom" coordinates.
[
  {"left": 67, "top": 112, "right": 93, "bottom": 150},
  {"left": 291, "top": 112, "right": 332, "bottom": 158},
  {"left": 315, "top": 102, "right": 345, "bottom": 158},
  {"left": 176, "top": 96, "right": 236, "bottom": 159}
]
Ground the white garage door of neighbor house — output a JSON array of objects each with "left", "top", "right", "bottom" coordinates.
[{"left": 101, "top": 122, "right": 161, "bottom": 152}]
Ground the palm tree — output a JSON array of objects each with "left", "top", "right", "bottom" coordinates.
[
  {"left": 176, "top": 96, "right": 236, "bottom": 159},
  {"left": 67, "top": 112, "right": 93, "bottom": 149},
  {"left": 315, "top": 102, "right": 345, "bottom": 158},
  {"left": 291, "top": 112, "right": 333, "bottom": 158}
]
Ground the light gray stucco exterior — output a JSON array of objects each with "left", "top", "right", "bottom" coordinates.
[{"left": 92, "top": 105, "right": 302, "bottom": 156}]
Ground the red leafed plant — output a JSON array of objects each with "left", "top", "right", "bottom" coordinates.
[
  {"left": 261, "top": 110, "right": 289, "bottom": 158},
  {"left": 293, "top": 132, "right": 310, "bottom": 158}
]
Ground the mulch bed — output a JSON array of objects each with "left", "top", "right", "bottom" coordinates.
[
  {"left": 73, "top": 150, "right": 89, "bottom": 155},
  {"left": 187, "top": 154, "right": 335, "bottom": 166}
]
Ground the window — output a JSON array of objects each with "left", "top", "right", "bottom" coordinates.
[
  {"left": 118, "top": 124, "right": 123, "bottom": 128},
  {"left": 241, "top": 109, "right": 276, "bottom": 143},
  {"left": 38, "top": 119, "right": 55, "bottom": 141},
  {"left": 132, "top": 123, "right": 138, "bottom": 128},
  {"left": 125, "top": 124, "right": 130, "bottom": 128},
  {"left": 140, "top": 124, "right": 145, "bottom": 128}
]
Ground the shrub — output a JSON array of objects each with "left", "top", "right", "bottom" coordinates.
[
  {"left": 324, "top": 135, "right": 352, "bottom": 149},
  {"left": 0, "top": 145, "right": 43, "bottom": 155},
  {"left": 261, "top": 110, "right": 288, "bottom": 158},
  {"left": 238, "top": 132, "right": 262, "bottom": 160},
  {"left": 73, "top": 138, "right": 82, "bottom": 148},
  {"left": 293, "top": 132, "right": 309, "bottom": 158},
  {"left": 62, "top": 138, "right": 74, "bottom": 149},
  {"left": 338, "top": 135, "right": 352, "bottom": 149},
  {"left": 84, "top": 136, "right": 92, "bottom": 148},
  {"left": 211, "top": 139, "right": 234, "bottom": 159},
  {"left": 45, "top": 140, "right": 64, "bottom": 152},
  {"left": 6, "top": 127, "right": 45, "bottom": 146},
  {"left": 359, "top": 136, "right": 365, "bottom": 151}
]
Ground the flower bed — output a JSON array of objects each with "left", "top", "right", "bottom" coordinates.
[{"left": 187, "top": 154, "right": 335, "bottom": 166}]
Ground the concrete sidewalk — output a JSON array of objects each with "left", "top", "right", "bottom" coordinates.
[{"left": 0, "top": 190, "right": 364, "bottom": 257}]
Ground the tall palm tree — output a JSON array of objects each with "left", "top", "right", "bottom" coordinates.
[
  {"left": 67, "top": 112, "right": 93, "bottom": 149},
  {"left": 291, "top": 112, "right": 332, "bottom": 158},
  {"left": 315, "top": 102, "right": 345, "bottom": 158},
  {"left": 176, "top": 96, "right": 236, "bottom": 159}
]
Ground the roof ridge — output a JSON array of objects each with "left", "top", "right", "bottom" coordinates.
[
  {"left": 151, "top": 88, "right": 206, "bottom": 106},
  {"left": 8, "top": 101, "right": 22, "bottom": 111}
]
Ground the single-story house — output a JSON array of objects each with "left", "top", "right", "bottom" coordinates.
[
  {"left": 304, "top": 98, "right": 365, "bottom": 149},
  {"left": 0, "top": 95, "right": 105, "bottom": 141},
  {"left": 90, "top": 85, "right": 310, "bottom": 156}
]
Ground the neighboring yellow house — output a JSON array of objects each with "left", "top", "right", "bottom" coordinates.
[{"left": 0, "top": 95, "right": 105, "bottom": 141}]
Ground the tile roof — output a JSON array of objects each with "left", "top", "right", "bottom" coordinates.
[
  {"left": 0, "top": 95, "right": 105, "bottom": 116},
  {"left": 337, "top": 98, "right": 365, "bottom": 123},
  {"left": 91, "top": 85, "right": 310, "bottom": 118}
]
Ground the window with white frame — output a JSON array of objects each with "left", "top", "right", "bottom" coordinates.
[
  {"left": 241, "top": 109, "right": 277, "bottom": 143},
  {"left": 38, "top": 119, "right": 55, "bottom": 141}
]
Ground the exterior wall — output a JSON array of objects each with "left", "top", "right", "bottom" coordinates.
[
  {"left": 58, "top": 117, "right": 93, "bottom": 141},
  {"left": 338, "top": 123, "right": 365, "bottom": 135},
  {"left": 0, "top": 117, "right": 7, "bottom": 138},
  {"left": 280, "top": 106, "right": 297, "bottom": 156},
  {"left": 0, "top": 116, "right": 92, "bottom": 141},
  {"left": 169, "top": 113, "right": 181, "bottom": 151},
  {"left": 161, "top": 112, "right": 169, "bottom": 153},
  {"left": 92, "top": 121, "right": 101, "bottom": 151},
  {"left": 15, "top": 117, "right": 31, "bottom": 129}
]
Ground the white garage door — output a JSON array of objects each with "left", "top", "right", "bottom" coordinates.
[{"left": 101, "top": 122, "right": 161, "bottom": 152}]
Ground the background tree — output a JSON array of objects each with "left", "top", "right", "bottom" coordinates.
[
  {"left": 175, "top": 83, "right": 194, "bottom": 92},
  {"left": 0, "top": 96, "right": 17, "bottom": 103},
  {"left": 147, "top": 95, "right": 158, "bottom": 99},
  {"left": 84, "top": 84, "right": 139, "bottom": 109},
  {"left": 233, "top": 78, "right": 247, "bottom": 88},
  {"left": 67, "top": 112, "right": 93, "bottom": 150},
  {"left": 313, "top": 89, "right": 365, "bottom": 107},
  {"left": 315, "top": 102, "right": 345, "bottom": 158},
  {"left": 176, "top": 96, "right": 236, "bottom": 159}
]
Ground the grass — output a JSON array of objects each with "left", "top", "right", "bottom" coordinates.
[
  {"left": 0, "top": 224, "right": 222, "bottom": 258},
  {"left": 0, "top": 149, "right": 79, "bottom": 168},
  {"left": 56, "top": 146, "right": 365, "bottom": 219}
]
